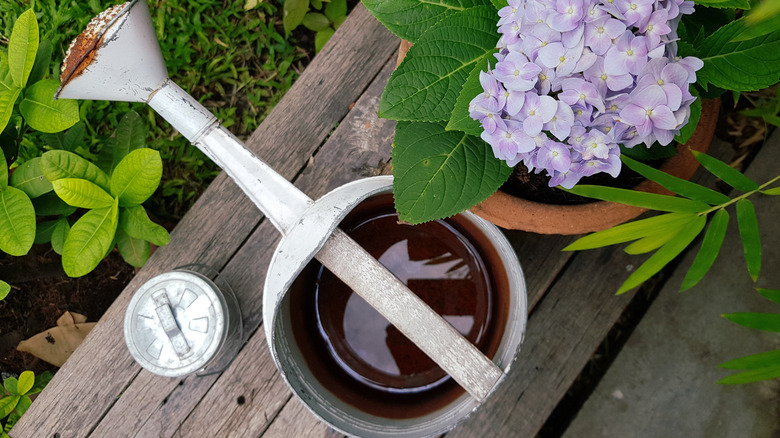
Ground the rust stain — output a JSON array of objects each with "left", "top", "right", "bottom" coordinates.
[{"left": 60, "top": 2, "right": 128, "bottom": 85}]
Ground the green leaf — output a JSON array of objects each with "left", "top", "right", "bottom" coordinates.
[
  {"left": 35, "top": 219, "right": 58, "bottom": 244},
  {"left": 315, "top": 28, "right": 335, "bottom": 53},
  {"left": 62, "top": 202, "right": 119, "bottom": 277},
  {"left": 736, "top": 199, "right": 761, "bottom": 281},
  {"left": 696, "top": 18, "right": 780, "bottom": 92},
  {"left": 393, "top": 121, "right": 512, "bottom": 223},
  {"left": 302, "top": 12, "right": 331, "bottom": 31},
  {"left": 32, "top": 191, "right": 77, "bottom": 217},
  {"left": 692, "top": 151, "right": 759, "bottom": 191},
  {"left": 693, "top": 0, "right": 749, "bottom": 8},
  {"left": 620, "top": 155, "right": 730, "bottom": 205},
  {"left": 52, "top": 178, "right": 115, "bottom": 209},
  {"left": 10, "top": 157, "right": 53, "bottom": 198},
  {"left": 673, "top": 90, "right": 701, "bottom": 145},
  {"left": 28, "top": 39, "right": 53, "bottom": 85},
  {"left": 324, "top": 0, "right": 346, "bottom": 21},
  {"left": 731, "top": 1, "right": 780, "bottom": 42},
  {"left": 0, "top": 85, "right": 21, "bottom": 136},
  {"left": 64, "top": 122, "right": 86, "bottom": 152},
  {"left": 362, "top": 0, "right": 488, "bottom": 42},
  {"left": 0, "top": 147, "right": 6, "bottom": 188},
  {"left": 29, "top": 371, "right": 52, "bottom": 394},
  {"left": 0, "top": 396, "right": 19, "bottom": 419},
  {"left": 8, "top": 9, "right": 39, "bottom": 88},
  {"left": 760, "top": 187, "right": 780, "bottom": 195},
  {"left": 623, "top": 228, "right": 680, "bottom": 255},
  {"left": 14, "top": 395, "right": 31, "bottom": 416},
  {"left": 16, "top": 371, "right": 33, "bottom": 395},
  {"left": 447, "top": 61, "right": 491, "bottom": 135},
  {"left": 491, "top": 0, "right": 508, "bottom": 8},
  {"left": 119, "top": 205, "right": 170, "bottom": 246},
  {"left": 3, "top": 377, "right": 17, "bottom": 395},
  {"left": 41, "top": 150, "right": 111, "bottom": 192},
  {"left": 311, "top": 0, "right": 322, "bottom": 9},
  {"left": 283, "top": 0, "right": 309, "bottom": 33},
  {"left": 563, "top": 185, "right": 711, "bottom": 213},
  {"left": 19, "top": 79, "right": 80, "bottom": 133},
  {"left": 116, "top": 229, "right": 150, "bottom": 268},
  {"left": 620, "top": 143, "right": 678, "bottom": 162},
  {"left": 0, "top": 186, "right": 35, "bottom": 256},
  {"left": 617, "top": 215, "right": 707, "bottom": 294},
  {"left": 0, "top": 281, "right": 9, "bottom": 301},
  {"left": 757, "top": 288, "right": 780, "bottom": 305},
  {"left": 720, "top": 349, "right": 780, "bottom": 370},
  {"left": 379, "top": 6, "right": 499, "bottom": 122},
  {"left": 111, "top": 111, "right": 146, "bottom": 173},
  {"left": 564, "top": 212, "right": 698, "bottom": 250},
  {"left": 718, "top": 364, "right": 780, "bottom": 384},
  {"left": 110, "top": 148, "right": 162, "bottom": 207},
  {"left": 681, "top": 208, "right": 729, "bottom": 291},
  {"left": 51, "top": 217, "right": 70, "bottom": 255},
  {"left": 723, "top": 312, "right": 780, "bottom": 332}
]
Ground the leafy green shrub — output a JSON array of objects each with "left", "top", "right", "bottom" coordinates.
[
  {"left": 0, "top": 370, "right": 53, "bottom": 437},
  {"left": 283, "top": 0, "right": 347, "bottom": 52}
]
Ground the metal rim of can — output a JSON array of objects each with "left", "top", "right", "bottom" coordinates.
[{"left": 124, "top": 270, "right": 229, "bottom": 377}]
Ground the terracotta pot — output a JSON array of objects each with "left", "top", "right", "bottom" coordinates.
[{"left": 394, "top": 40, "right": 720, "bottom": 235}]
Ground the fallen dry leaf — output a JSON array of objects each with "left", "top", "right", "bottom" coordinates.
[{"left": 17, "top": 311, "right": 96, "bottom": 367}]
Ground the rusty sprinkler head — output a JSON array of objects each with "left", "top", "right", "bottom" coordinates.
[{"left": 56, "top": 0, "right": 168, "bottom": 102}]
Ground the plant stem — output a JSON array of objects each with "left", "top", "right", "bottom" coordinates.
[{"left": 698, "top": 174, "right": 780, "bottom": 216}]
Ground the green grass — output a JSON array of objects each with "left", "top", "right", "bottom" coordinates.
[{"left": 1, "top": 0, "right": 311, "bottom": 223}]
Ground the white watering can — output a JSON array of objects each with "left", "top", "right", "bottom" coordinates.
[{"left": 57, "top": 2, "right": 527, "bottom": 436}]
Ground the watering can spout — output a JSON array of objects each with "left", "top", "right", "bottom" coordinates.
[{"left": 56, "top": 0, "right": 168, "bottom": 102}]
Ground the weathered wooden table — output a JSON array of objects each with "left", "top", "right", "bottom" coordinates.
[{"left": 12, "top": 4, "right": 779, "bottom": 437}]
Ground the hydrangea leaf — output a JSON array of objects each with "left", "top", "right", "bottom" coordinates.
[
  {"left": 8, "top": 9, "right": 38, "bottom": 88},
  {"left": 681, "top": 208, "right": 729, "bottom": 291},
  {"left": 41, "top": 150, "right": 111, "bottom": 192},
  {"left": 620, "top": 155, "right": 730, "bottom": 205},
  {"left": 693, "top": 0, "right": 749, "bottom": 9},
  {"left": 447, "top": 59, "right": 493, "bottom": 135},
  {"left": 19, "top": 79, "right": 80, "bottom": 133},
  {"left": 62, "top": 201, "right": 119, "bottom": 277},
  {"left": 116, "top": 229, "right": 150, "bottom": 268},
  {"left": 736, "top": 199, "right": 761, "bottom": 281},
  {"left": 52, "top": 178, "right": 115, "bottom": 209},
  {"left": 379, "top": 6, "right": 499, "bottom": 122},
  {"left": 616, "top": 214, "right": 707, "bottom": 294},
  {"left": 10, "top": 157, "right": 53, "bottom": 199},
  {"left": 119, "top": 205, "right": 170, "bottom": 246},
  {"left": 362, "top": 0, "right": 489, "bottom": 42},
  {"left": 0, "top": 186, "right": 36, "bottom": 256},
  {"left": 0, "top": 280, "right": 9, "bottom": 301},
  {"left": 673, "top": 91, "right": 701, "bottom": 145},
  {"left": 110, "top": 148, "right": 162, "bottom": 207},
  {"left": 491, "top": 0, "right": 508, "bottom": 8},
  {"left": 563, "top": 212, "right": 698, "bottom": 251},
  {"left": 392, "top": 121, "right": 512, "bottom": 224},
  {"left": 697, "top": 18, "right": 780, "bottom": 92}
]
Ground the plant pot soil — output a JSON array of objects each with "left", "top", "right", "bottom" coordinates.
[{"left": 395, "top": 40, "right": 720, "bottom": 235}]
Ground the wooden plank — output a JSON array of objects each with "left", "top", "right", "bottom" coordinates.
[
  {"left": 562, "top": 134, "right": 780, "bottom": 438},
  {"left": 11, "top": 5, "right": 398, "bottom": 437}
]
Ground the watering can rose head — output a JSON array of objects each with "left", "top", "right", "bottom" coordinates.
[{"left": 469, "top": 0, "right": 702, "bottom": 189}]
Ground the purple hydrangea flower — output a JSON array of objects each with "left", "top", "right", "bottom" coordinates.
[
  {"left": 619, "top": 84, "right": 678, "bottom": 145},
  {"left": 519, "top": 93, "right": 558, "bottom": 135},
  {"left": 495, "top": 52, "right": 542, "bottom": 91},
  {"left": 536, "top": 139, "right": 573, "bottom": 173}
]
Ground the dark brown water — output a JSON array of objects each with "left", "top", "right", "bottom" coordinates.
[{"left": 289, "top": 194, "right": 509, "bottom": 418}]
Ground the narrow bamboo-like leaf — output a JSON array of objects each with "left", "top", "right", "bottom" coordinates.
[
  {"left": 52, "top": 178, "right": 115, "bottom": 209},
  {"left": 34, "top": 219, "right": 58, "bottom": 244},
  {"left": 564, "top": 212, "right": 697, "bottom": 251},
  {"left": 564, "top": 185, "right": 710, "bottom": 212},
  {"left": 0, "top": 396, "right": 19, "bottom": 419},
  {"left": 8, "top": 9, "right": 38, "bottom": 88},
  {"left": 110, "top": 148, "right": 162, "bottom": 207},
  {"left": 760, "top": 187, "right": 780, "bottom": 195},
  {"left": 0, "top": 280, "right": 9, "bottom": 301},
  {"left": 617, "top": 215, "right": 707, "bottom": 294},
  {"left": 119, "top": 205, "right": 170, "bottom": 246},
  {"left": 681, "top": 209, "right": 730, "bottom": 291},
  {"left": 393, "top": 121, "right": 512, "bottom": 223},
  {"left": 51, "top": 217, "right": 70, "bottom": 255},
  {"left": 736, "top": 199, "right": 761, "bottom": 281},
  {"left": 362, "top": 0, "right": 487, "bottom": 42},
  {"left": 10, "top": 157, "right": 53, "bottom": 198},
  {"left": 0, "top": 186, "right": 35, "bottom": 256},
  {"left": 379, "top": 6, "right": 499, "bottom": 122},
  {"left": 19, "top": 80, "right": 80, "bottom": 133},
  {"left": 723, "top": 312, "right": 780, "bottom": 332},
  {"left": 32, "top": 191, "right": 77, "bottom": 217},
  {"left": 117, "top": 230, "right": 150, "bottom": 268},
  {"left": 691, "top": 151, "right": 759, "bottom": 191},
  {"left": 624, "top": 227, "right": 680, "bottom": 255},
  {"left": 447, "top": 61, "right": 492, "bottom": 135},
  {"left": 719, "top": 349, "right": 780, "bottom": 370},
  {"left": 718, "top": 364, "right": 780, "bottom": 385},
  {"left": 621, "top": 155, "right": 730, "bottom": 205},
  {"left": 61, "top": 202, "right": 119, "bottom": 277},
  {"left": 41, "top": 150, "right": 111, "bottom": 191},
  {"left": 757, "top": 288, "right": 780, "bottom": 305},
  {"left": 16, "top": 371, "right": 33, "bottom": 395}
]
